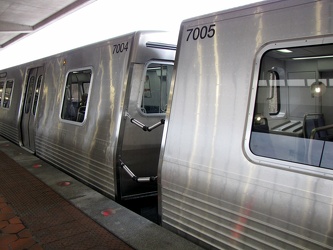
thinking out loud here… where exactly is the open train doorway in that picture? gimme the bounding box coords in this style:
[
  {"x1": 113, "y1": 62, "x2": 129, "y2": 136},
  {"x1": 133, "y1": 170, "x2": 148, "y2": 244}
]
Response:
[
  {"x1": 117, "y1": 61, "x2": 174, "y2": 222},
  {"x1": 21, "y1": 66, "x2": 44, "y2": 152}
]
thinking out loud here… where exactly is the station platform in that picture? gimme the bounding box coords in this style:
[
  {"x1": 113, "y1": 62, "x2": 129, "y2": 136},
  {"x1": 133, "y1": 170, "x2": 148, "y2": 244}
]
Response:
[{"x1": 0, "y1": 136, "x2": 203, "y2": 250}]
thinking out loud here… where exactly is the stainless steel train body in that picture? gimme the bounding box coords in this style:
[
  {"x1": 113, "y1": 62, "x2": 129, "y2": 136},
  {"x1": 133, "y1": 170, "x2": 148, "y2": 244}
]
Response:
[
  {"x1": 159, "y1": 0, "x2": 333, "y2": 249},
  {"x1": 0, "y1": 31, "x2": 176, "y2": 201},
  {"x1": 1, "y1": 1, "x2": 333, "y2": 249}
]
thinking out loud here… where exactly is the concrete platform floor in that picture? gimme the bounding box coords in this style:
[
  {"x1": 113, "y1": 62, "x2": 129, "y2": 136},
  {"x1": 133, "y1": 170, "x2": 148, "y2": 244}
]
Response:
[
  {"x1": 0, "y1": 136, "x2": 203, "y2": 250},
  {"x1": 0, "y1": 149, "x2": 133, "y2": 250}
]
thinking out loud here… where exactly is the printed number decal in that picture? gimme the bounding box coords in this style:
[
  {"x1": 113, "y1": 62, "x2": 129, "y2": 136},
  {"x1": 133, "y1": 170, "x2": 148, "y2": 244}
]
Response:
[
  {"x1": 186, "y1": 24, "x2": 216, "y2": 41},
  {"x1": 113, "y1": 42, "x2": 129, "y2": 54}
]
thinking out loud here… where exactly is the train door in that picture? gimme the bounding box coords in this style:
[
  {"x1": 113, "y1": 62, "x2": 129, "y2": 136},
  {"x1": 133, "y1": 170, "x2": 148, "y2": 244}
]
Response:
[
  {"x1": 21, "y1": 66, "x2": 44, "y2": 152},
  {"x1": 118, "y1": 61, "x2": 173, "y2": 202}
]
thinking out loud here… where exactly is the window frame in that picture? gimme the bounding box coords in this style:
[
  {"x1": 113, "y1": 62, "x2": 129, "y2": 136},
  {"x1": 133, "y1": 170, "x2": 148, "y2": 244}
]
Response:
[
  {"x1": 138, "y1": 60, "x2": 174, "y2": 117},
  {"x1": 3, "y1": 79, "x2": 14, "y2": 109},
  {"x1": 59, "y1": 67, "x2": 93, "y2": 125},
  {"x1": 32, "y1": 75, "x2": 43, "y2": 115},
  {"x1": 244, "y1": 37, "x2": 333, "y2": 178},
  {"x1": 0, "y1": 81, "x2": 4, "y2": 108}
]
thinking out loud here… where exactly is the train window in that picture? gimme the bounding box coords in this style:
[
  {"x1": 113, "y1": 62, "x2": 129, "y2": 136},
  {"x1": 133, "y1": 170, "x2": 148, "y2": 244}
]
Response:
[
  {"x1": 250, "y1": 43, "x2": 333, "y2": 170},
  {"x1": 0, "y1": 81, "x2": 4, "y2": 107},
  {"x1": 3, "y1": 80, "x2": 14, "y2": 108},
  {"x1": 140, "y1": 62, "x2": 174, "y2": 114},
  {"x1": 60, "y1": 69, "x2": 92, "y2": 123},
  {"x1": 24, "y1": 76, "x2": 35, "y2": 114},
  {"x1": 32, "y1": 75, "x2": 42, "y2": 115}
]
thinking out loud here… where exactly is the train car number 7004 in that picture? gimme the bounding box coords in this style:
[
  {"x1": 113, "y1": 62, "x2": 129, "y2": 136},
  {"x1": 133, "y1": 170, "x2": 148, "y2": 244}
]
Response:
[{"x1": 113, "y1": 42, "x2": 129, "y2": 54}]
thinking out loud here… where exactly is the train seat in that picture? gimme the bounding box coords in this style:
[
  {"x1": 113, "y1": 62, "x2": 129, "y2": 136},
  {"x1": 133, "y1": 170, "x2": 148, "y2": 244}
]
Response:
[
  {"x1": 76, "y1": 93, "x2": 88, "y2": 122},
  {"x1": 303, "y1": 113, "x2": 333, "y2": 140},
  {"x1": 76, "y1": 106, "x2": 86, "y2": 122}
]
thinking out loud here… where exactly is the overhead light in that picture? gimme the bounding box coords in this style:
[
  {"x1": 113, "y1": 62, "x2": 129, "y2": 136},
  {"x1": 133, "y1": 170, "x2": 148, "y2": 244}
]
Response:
[
  {"x1": 292, "y1": 55, "x2": 333, "y2": 60},
  {"x1": 277, "y1": 49, "x2": 293, "y2": 53},
  {"x1": 310, "y1": 81, "x2": 326, "y2": 97}
]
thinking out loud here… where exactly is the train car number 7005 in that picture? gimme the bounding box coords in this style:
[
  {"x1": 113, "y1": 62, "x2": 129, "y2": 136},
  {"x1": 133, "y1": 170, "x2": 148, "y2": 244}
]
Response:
[{"x1": 186, "y1": 24, "x2": 216, "y2": 41}]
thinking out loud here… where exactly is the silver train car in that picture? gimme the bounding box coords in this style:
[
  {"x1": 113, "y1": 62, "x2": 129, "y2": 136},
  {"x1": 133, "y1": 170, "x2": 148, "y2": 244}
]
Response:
[
  {"x1": 0, "y1": 31, "x2": 176, "y2": 201},
  {"x1": 159, "y1": 0, "x2": 333, "y2": 249},
  {"x1": 1, "y1": 0, "x2": 333, "y2": 249}
]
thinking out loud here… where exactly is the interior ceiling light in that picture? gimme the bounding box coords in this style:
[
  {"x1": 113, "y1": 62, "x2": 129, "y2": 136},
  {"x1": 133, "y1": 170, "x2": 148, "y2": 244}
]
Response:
[
  {"x1": 277, "y1": 49, "x2": 293, "y2": 53},
  {"x1": 310, "y1": 81, "x2": 326, "y2": 97},
  {"x1": 292, "y1": 55, "x2": 333, "y2": 60}
]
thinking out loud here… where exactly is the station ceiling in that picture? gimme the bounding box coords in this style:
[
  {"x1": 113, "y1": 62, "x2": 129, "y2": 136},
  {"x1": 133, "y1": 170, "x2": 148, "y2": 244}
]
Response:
[{"x1": 0, "y1": 0, "x2": 96, "y2": 49}]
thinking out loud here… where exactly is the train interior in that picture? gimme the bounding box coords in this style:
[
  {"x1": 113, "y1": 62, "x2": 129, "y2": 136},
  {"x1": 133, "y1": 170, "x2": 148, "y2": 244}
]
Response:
[{"x1": 251, "y1": 43, "x2": 333, "y2": 169}]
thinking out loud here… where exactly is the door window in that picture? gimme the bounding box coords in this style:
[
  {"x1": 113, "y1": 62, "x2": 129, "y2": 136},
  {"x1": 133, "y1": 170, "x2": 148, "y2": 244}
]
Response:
[
  {"x1": 32, "y1": 75, "x2": 42, "y2": 115},
  {"x1": 140, "y1": 62, "x2": 174, "y2": 115},
  {"x1": 24, "y1": 76, "x2": 35, "y2": 114},
  {"x1": 0, "y1": 81, "x2": 4, "y2": 107}
]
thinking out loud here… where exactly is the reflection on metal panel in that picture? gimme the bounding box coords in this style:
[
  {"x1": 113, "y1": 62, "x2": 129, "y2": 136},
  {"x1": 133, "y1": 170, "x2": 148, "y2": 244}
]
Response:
[{"x1": 160, "y1": 0, "x2": 333, "y2": 249}]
